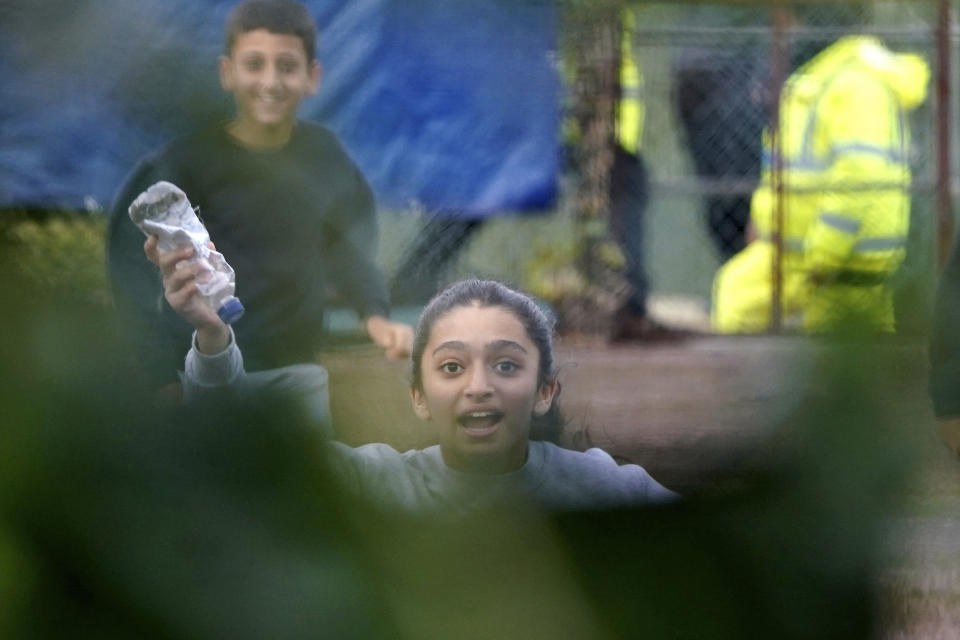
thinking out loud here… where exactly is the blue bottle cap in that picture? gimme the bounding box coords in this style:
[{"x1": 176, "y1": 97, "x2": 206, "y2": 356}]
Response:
[{"x1": 217, "y1": 297, "x2": 245, "y2": 324}]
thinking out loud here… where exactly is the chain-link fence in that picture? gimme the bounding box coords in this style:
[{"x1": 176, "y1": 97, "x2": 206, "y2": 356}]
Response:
[
  {"x1": 385, "y1": 0, "x2": 952, "y2": 337},
  {"x1": 7, "y1": 0, "x2": 944, "y2": 332},
  {"x1": 638, "y1": 1, "x2": 941, "y2": 335}
]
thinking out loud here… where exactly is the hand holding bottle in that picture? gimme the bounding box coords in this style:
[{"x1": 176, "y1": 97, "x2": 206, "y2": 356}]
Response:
[
  {"x1": 129, "y1": 181, "x2": 244, "y2": 325},
  {"x1": 144, "y1": 235, "x2": 231, "y2": 354}
]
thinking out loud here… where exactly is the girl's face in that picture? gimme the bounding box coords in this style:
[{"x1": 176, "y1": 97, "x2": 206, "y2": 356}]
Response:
[{"x1": 411, "y1": 304, "x2": 557, "y2": 475}]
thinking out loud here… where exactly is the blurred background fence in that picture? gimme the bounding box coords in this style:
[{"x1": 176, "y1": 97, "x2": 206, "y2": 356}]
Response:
[
  {"x1": 0, "y1": 0, "x2": 955, "y2": 336},
  {"x1": 419, "y1": 0, "x2": 951, "y2": 336}
]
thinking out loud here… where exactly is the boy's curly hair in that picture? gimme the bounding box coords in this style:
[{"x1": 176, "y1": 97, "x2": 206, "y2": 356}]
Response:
[{"x1": 225, "y1": 0, "x2": 317, "y2": 61}]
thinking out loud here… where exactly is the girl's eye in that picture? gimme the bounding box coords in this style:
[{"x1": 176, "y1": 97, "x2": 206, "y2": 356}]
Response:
[
  {"x1": 440, "y1": 362, "x2": 463, "y2": 374},
  {"x1": 494, "y1": 360, "x2": 519, "y2": 374}
]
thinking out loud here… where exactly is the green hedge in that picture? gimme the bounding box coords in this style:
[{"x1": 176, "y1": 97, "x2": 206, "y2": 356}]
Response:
[{"x1": 0, "y1": 212, "x2": 110, "y2": 308}]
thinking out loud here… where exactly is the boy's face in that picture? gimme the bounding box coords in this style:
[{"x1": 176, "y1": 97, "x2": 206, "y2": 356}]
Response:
[{"x1": 219, "y1": 29, "x2": 320, "y2": 132}]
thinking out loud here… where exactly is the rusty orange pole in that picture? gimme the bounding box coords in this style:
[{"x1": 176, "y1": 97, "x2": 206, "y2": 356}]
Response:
[
  {"x1": 935, "y1": 0, "x2": 954, "y2": 269},
  {"x1": 769, "y1": 4, "x2": 789, "y2": 333}
]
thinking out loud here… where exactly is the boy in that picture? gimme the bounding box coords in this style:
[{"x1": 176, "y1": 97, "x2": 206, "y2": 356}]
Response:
[{"x1": 107, "y1": 0, "x2": 412, "y2": 397}]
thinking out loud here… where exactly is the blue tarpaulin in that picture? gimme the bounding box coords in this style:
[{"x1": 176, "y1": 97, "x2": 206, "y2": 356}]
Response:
[{"x1": 0, "y1": 0, "x2": 559, "y2": 217}]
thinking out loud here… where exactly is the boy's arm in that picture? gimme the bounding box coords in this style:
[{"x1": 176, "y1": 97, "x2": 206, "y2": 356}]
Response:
[
  {"x1": 326, "y1": 167, "x2": 413, "y2": 358},
  {"x1": 365, "y1": 315, "x2": 414, "y2": 360}
]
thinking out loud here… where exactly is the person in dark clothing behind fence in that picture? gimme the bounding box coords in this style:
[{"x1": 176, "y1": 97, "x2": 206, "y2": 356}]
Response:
[
  {"x1": 606, "y1": 10, "x2": 692, "y2": 342},
  {"x1": 107, "y1": 0, "x2": 413, "y2": 402},
  {"x1": 672, "y1": 6, "x2": 768, "y2": 261},
  {"x1": 929, "y1": 239, "x2": 960, "y2": 457},
  {"x1": 674, "y1": 52, "x2": 767, "y2": 261}
]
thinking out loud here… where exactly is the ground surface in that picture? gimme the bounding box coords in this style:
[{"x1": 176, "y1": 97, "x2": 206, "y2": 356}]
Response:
[{"x1": 318, "y1": 333, "x2": 960, "y2": 636}]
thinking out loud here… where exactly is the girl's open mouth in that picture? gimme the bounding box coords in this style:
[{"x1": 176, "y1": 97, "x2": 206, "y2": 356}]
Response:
[{"x1": 457, "y1": 410, "x2": 504, "y2": 438}]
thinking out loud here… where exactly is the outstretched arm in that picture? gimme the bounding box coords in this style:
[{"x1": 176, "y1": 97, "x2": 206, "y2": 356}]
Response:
[
  {"x1": 144, "y1": 235, "x2": 229, "y2": 354},
  {"x1": 143, "y1": 236, "x2": 245, "y2": 397}
]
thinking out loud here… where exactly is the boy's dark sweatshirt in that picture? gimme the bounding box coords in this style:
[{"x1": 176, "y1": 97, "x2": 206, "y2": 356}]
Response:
[{"x1": 108, "y1": 122, "x2": 390, "y2": 386}]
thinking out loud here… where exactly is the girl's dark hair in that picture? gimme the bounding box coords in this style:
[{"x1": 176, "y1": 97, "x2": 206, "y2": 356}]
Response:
[
  {"x1": 410, "y1": 279, "x2": 564, "y2": 442},
  {"x1": 225, "y1": 0, "x2": 317, "y2": 61}
]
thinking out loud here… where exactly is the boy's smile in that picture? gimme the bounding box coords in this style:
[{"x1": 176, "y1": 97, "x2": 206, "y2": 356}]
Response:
[{"x1": 219, "y1": 28, "x2": 320, "y2": 147}]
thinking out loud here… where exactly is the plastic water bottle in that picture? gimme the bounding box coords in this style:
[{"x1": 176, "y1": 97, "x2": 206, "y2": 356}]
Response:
[{"x1": 129, "y1": 181, "x2": 245, "y2": 324}]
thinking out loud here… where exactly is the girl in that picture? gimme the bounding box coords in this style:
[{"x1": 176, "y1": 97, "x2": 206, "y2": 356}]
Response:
[{"x1": 154, "y1": 242, "x2": 676, "y2": 511}]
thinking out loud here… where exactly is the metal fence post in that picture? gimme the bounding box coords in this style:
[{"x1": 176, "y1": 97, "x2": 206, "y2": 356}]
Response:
[
  {"x1": 936, "y1": 0, "x2": 954, "y2": 268},
  {"x1": 769, "y1": 4, "x2": 790, "y2": 333}
]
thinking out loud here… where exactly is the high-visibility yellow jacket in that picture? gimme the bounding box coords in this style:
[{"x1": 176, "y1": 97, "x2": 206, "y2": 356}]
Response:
[{"x1": 750, "y1": 36, "x2": 929, "y2": 277}]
